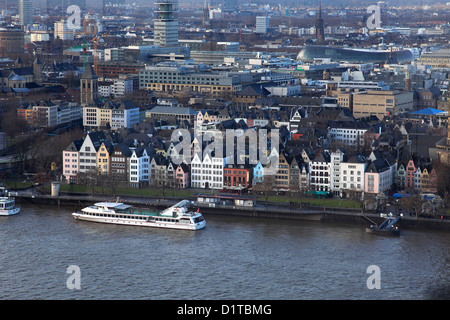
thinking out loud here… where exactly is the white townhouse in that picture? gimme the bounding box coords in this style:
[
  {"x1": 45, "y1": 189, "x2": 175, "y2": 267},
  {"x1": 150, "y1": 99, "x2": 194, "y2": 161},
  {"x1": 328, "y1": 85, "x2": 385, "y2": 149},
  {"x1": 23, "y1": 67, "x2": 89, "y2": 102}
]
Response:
[
  {"x1": 330, "y1": 148, "x2": 346, "y2": 196},
  {"x1": 98, "y1": 81, "x2": 114, "y2": 97},
  {"x1": 328, "y1": 120, "x2": 368, "y2": 148},
  {"x1": 129, "y1": 147, "x2": 151, "y2": 188},
  {"x1": 309, "y1": 150, "x2": 332, "y2": 193},
  {"x1": 289, "y1": 107, "x2": 308, "y2": 133},
  {"x1": 339, "y1": 154, "x2": 368, "y2": 197},
  {"x1": 167, "y1": 161, "x2": 176, "y2": 188},
  {"x1": 191, "y1": 147, "x2": 232, "y2": 190},
  {"x1": 414, "y1": 166, "x2": 422, "y2": 191},
  {"x1": 83, "y1": 101, "x2": 139, "y2": 131},
  {"x1": 78, "y1": 131, "x2": 109, "y2": 173},
  {"x1": 111, "y1": 101, "x2": 140, "y2": 130}
]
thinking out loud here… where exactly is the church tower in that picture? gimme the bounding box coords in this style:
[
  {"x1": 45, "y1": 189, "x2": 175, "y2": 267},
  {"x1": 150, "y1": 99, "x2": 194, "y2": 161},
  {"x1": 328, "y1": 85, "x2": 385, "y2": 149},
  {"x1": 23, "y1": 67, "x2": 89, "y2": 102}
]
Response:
[
  {"x1": 315, "y1": 2, "x2": 325, "y2": 43},
  {"x1": 202, "y1": 0, "x2": 210, "y2": 27},
  {"x1": 33, "y1": 56, "x2": 43, "y2": 85},
  {"x1": 80, "y1": 63, "x2": 98, "y2": 106}
]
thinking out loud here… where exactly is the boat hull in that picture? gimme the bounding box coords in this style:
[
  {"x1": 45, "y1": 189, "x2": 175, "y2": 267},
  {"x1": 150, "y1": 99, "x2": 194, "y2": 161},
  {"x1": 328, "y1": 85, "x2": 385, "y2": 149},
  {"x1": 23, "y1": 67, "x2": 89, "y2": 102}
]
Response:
[
  {"x1": 0, "y1": 207, "x2": 20, "y2": 216},
  {"x1": 366, "y1": 227, "x2": 400, "y2": 236},
  {"x1": 72, "y1": 212, "x2": 206, "y2": 230}
]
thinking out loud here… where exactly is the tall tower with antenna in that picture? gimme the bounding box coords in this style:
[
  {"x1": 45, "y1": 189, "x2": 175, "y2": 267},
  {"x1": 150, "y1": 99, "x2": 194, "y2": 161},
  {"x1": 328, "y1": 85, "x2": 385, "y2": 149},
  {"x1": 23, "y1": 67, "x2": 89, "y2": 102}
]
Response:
[{"x1": 154, "y1": 0, "x2": 178, "y2": 47}]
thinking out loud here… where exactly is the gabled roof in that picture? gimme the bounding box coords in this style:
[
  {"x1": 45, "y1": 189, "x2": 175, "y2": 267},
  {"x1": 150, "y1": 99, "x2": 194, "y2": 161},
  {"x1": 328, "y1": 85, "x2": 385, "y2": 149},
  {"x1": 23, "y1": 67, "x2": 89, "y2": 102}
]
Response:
[
  {"x1": 65, "y1": 139, "x2": 83, "y2": 152},
  {"x1": 113, "y1": 142, "x2": 133, "y2": 157},
  {"x1": 366, "y1": 158, "x2": 389, "y2": 173},
  {"x1": 86, "y1": 131, "x2": 108, "y2": 150},
  {"x1": 99, "y1": 140, "x2": 115, "y2": 154},
  {"x1": 234, "y1": 84, "x2": 269, "y2": 97},
  {"x1": 177, "y1": 162, "x2": 190, "y2": 172}
]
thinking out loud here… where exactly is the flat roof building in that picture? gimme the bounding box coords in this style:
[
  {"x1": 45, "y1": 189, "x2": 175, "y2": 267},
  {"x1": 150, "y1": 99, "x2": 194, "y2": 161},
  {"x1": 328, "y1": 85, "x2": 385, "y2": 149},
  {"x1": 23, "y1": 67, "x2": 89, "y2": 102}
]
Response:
[
  {"x1": 352, "y1": 90, "x2": 414, "y2": 120},
  {"x1": 297, "y1": 46, "x2": 413, "y2": 64},
  {"x1": 417, "y1": 49, "x2": 450, "y2": 69},
  {"x1": 139, "y1": 63, "x2": 240, "y2": 99},
  {"x1": 145, "y1": 105, "x2": 197, "y2": 126}
]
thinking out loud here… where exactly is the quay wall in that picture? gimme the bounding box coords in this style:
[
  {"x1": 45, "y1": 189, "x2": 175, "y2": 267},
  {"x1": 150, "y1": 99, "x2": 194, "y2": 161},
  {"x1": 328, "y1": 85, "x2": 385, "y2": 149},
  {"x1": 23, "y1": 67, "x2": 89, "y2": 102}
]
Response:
[{"x1": 14, "y1": 193, "x2": 450, "y2": 231}]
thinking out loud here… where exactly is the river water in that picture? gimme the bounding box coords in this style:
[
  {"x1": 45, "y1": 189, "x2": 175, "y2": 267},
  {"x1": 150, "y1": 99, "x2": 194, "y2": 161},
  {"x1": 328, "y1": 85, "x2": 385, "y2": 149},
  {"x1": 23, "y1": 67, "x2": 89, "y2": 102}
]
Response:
[{"x1": 1, "y1": 203, "x2": 449, "y2": 300}]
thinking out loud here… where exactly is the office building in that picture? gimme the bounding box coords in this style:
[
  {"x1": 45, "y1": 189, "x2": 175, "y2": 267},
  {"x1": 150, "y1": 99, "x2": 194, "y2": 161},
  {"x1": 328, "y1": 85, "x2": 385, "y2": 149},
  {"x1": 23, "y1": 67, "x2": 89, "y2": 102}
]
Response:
[
  {"x1": 19, "y1": 0, "x2": 33, "y2": 27},
  {"x1": 154, "y1": 0, "x2": 178, "y2": 47},
  {"x1": 0, "y1": 27, "x2": 24, "y2": 57},
  {"x1": 54, "y1": 19, "x2": 74, "y2": 41},
  {"x1": 417, "y1": 49, "x2": 450, "y2": 68},
  {"x1": 352, "y1": 90, "x2": 414, "y2": 120},
  {"x1": 255, "y1": 16, "x2": 269, "y2": 34},
  {"x1": 139, "y1": 63, "x2": 239, "y2": 99}
]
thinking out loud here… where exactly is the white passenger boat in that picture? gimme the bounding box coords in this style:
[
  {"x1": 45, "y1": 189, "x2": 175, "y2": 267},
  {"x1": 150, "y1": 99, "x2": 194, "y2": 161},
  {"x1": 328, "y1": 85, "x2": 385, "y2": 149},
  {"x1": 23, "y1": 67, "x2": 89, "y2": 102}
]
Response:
[
  {"x1": 0, "y1": 197, "x2": 20, "y2": 216},
  {"x1": 72, "y1": 199, "x2": 205, "y2": 230}
]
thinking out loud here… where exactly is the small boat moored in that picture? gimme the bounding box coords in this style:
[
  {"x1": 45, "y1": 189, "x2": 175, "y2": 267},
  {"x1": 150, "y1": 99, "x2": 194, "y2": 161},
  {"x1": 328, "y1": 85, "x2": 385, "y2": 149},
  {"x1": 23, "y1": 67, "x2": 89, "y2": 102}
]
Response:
[
  {"x1": 0, "y1": 197, "x2": 20, "y2": 216},
  {"x1": 366, "y1": 213, "x2": 400, "y2": 236}
]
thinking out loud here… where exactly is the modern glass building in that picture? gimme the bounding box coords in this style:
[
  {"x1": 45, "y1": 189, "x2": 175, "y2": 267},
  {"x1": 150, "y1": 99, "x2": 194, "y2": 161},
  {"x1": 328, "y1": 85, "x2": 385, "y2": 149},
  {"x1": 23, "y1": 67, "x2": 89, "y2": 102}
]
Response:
[{"x1": 297, "y1": 46, "x2": 414, "y2": 64}]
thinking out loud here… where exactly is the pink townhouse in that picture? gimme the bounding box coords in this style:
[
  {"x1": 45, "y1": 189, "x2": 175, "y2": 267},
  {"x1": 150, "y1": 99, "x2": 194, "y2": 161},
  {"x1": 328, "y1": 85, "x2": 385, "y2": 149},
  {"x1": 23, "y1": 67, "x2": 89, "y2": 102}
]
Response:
[
  {"x1": 176, "y1": 163, "x2": 190, "y2": 189},
  {"x1": 405, "y1": 158, "x2": 417, "y2": 190},
  {"x1": 364, "y1": 159, "x2": 391, "y2": 194},
  {"x1": 63, "y1": 139, "x2": 83, "y2": 183}
]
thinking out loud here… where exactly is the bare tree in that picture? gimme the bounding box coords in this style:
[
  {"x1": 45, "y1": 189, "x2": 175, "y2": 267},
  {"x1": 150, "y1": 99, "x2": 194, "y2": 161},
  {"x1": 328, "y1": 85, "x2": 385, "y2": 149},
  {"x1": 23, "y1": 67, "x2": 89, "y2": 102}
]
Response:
[
  {"x1": 398, "y1": 194, "x2": 424, "y2": 218},
  {"x1": 77, "y1": 168, "x2": 99, "y2": 196},
  {"x1": 106, "y1": 171, "x2": 127, "y2": 198},
  {"x1": 1, "y1": 108, "x2": 29, "y2": 138},
  {"x1": 253, "y1": 174, "x2": 274, "y2": 207}
]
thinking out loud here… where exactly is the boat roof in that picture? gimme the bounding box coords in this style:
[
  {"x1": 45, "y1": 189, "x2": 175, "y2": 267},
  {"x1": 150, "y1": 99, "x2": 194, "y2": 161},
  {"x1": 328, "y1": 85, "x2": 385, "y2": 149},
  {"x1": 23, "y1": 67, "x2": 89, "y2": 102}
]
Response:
[{"x1": 94, "y1": 202, "x2": 132, "y2": 210}]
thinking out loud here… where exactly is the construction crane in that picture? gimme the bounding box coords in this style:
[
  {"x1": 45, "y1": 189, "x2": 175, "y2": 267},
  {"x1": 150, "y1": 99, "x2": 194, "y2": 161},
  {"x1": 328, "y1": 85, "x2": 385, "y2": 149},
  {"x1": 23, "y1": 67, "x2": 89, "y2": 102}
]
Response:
[
  {"x1": 92, "y1": 25, "x2": 101, "y2": 73},
  {"x1": 81, "y1": 36, "x2": 88, "y2": 68}
]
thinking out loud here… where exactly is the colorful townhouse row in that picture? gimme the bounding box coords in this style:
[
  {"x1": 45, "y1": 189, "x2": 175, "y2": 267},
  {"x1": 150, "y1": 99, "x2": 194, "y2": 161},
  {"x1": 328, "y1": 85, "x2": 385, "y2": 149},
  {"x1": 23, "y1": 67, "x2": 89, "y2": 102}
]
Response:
[
  {"x1": 62, "y1": 127, "x2": 438, "y2": 197},
  {"x1": 396, "y1": 158, "x2": 438, "y2": 194}
]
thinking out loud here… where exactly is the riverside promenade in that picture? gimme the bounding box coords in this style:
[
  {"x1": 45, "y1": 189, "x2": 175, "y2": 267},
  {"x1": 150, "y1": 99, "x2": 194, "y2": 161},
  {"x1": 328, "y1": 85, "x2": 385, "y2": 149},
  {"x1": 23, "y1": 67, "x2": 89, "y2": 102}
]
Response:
[{"x1": 11, "y1": 188, "x2": 450, "y2": 231}]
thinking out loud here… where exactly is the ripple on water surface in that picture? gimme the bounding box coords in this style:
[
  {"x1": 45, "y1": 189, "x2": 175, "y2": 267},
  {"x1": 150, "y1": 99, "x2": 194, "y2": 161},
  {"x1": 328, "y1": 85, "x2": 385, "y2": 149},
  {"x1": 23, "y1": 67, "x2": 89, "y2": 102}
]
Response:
[{"x1": 1, "y1": 204, "x2": 450, "y2": 299}]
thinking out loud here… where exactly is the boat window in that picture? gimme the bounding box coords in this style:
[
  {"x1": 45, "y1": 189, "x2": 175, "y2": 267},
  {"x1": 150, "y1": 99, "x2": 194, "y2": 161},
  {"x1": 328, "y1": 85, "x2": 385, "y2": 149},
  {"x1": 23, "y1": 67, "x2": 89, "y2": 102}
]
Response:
[{"x1": 193, "y1": 217, "x2": 204, "y2": 223}]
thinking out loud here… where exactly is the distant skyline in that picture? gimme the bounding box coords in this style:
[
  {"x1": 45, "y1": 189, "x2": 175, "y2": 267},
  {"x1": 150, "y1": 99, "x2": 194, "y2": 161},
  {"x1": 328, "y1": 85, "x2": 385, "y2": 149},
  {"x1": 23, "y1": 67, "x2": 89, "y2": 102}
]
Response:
[{"x1": 4, "y1": 0, "x2": 450, "y2": 11}]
